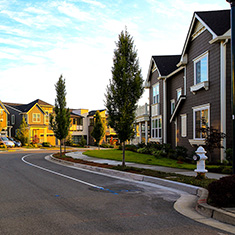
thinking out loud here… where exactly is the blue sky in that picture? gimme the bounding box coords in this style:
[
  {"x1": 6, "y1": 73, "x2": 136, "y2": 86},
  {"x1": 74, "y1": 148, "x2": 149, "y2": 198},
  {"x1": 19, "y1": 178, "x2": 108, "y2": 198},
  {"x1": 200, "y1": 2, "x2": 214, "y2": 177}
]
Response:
[{"x1": 0, "y1": 0, "x2": 230, "y2": 110}]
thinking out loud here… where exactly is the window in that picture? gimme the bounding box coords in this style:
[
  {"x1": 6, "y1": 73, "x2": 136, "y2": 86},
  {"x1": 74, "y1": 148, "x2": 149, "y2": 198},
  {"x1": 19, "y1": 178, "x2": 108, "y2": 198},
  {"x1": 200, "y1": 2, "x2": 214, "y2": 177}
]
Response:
[
  {"x1": 151, "y1": 117, "x2": 162, "y2": 139},
  {"x1": 170, "y1": 99, "x2": 175, "y2": 114},
  {"x1": 78, "y1": 118, "x2": 83, "y2": 125},
  {"x1": 11, "y1": 115, "x2": 15, "y2": 125},
  {"x1": 33, "y1": 113, "x2": 40, "y2": 122},
  {"x1": 73, "y1": 118, "x2": 76, "y2": 125},
  {"x1": 194, "y1": 52, "x2": 208, "y2": 85},
  {"x1": 176, "y1": 88, "x2": 182, "y2": 100},
  {"x1": 153, "y1": 83, "x2": 160, "y2": 104},
  {"x1": 181, "y1": 114, "x2": 187, "y2": 137},
  {"x1": 45, "y1": 112, "x2": 49, "y2": 123},
  {"x1": 193, "y1": 104, "x2": 210, "y2": 139}
]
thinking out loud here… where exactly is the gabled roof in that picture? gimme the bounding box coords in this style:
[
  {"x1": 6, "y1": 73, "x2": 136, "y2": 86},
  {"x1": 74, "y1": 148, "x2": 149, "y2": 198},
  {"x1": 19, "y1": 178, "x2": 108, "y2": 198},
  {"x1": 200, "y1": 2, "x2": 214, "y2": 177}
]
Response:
[
  {"x1": 88, "y1": 109, "x2": 106, "y2": 117},
  {"x1": 70, "y1": 110, "x2": 84, "y2": 118},
  {"x1": 196, "y1": 10, "x2": 230, "y2": 36},
  {"x1": 4, "y1": 99, "x2": 52, "y2": 113},
  {"x1": 0, "y1": 101, "x2": 9, "y2": 114},
  {"x1": 179, "y1": 9, "x2": 230, "y2": 65},
  {"x1": 147, "y1": 55, "x2": 181, "y2": 82}
]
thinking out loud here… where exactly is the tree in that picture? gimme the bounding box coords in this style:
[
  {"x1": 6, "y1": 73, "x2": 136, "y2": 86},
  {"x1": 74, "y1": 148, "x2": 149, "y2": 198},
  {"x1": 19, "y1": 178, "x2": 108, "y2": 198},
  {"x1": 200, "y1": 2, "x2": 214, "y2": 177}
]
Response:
[
  {"x1": 50, "y1": 75, "x2": 71, "y2": 156},
  {"x1": 105, "y1": 28, "x2": 144, "y2": 167},
  {"x1": 199, "y1": 118, "x2": 226, "y2": 162},
  {"x1": 91, "y1": 111, "x2": 105, "y2": 149},
  {"x1": 16, "y1": 116, "x2": 29, "y2": 146}
]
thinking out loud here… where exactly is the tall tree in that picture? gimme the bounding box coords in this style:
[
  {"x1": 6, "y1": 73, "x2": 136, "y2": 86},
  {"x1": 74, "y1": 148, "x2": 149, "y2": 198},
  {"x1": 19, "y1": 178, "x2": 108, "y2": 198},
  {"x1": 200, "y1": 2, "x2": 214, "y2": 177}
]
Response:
[
  {"x1": 105, "y1": 28, "x2": 144, "y2": 167},
  {"x1": 91, "y1": 111, "x2": 105, "y2": 149},
  {"x1": 50, "y1": 75, "x2": 71, "y2": 156},
  {"x1": 16, "y1": 116, "x2": 29, "y2": 146}
]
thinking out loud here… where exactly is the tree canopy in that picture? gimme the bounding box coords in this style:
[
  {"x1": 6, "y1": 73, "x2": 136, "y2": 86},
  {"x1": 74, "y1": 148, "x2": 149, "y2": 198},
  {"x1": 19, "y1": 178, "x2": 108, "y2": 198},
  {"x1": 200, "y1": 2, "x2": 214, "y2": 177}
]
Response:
[
  {"x1": 105, "y1": 28, "x2": 144, "y2": 166},
  {"x1": 50, "y1": 75, "x2": 70, "y2": 155},
  {"x1": 91, "y1": 110, "x2": 105, "y2": 148}
]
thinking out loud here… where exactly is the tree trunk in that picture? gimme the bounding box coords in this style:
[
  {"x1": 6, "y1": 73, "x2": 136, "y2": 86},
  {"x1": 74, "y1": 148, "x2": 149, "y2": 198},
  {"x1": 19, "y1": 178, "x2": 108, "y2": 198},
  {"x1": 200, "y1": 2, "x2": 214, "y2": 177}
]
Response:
[
  {"x1": 60, "y1": 140, "x2": 62, "y2": 157},
  {"x1": 64, "y1": 139, "x2": 66, "y2": 153},
  {"x1": 122, "y1": 141, "x2": 126, "y2": 168}
]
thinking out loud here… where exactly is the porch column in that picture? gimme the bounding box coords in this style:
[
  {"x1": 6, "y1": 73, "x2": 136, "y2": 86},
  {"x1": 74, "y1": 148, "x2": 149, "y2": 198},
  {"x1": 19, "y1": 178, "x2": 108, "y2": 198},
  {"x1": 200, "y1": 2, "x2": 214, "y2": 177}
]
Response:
[
  {"x1": 220, "y1": 40, "x2": 227, "y2": 162},
  {"x1": 139, "y1": 122, "x2": 141, "y2": 143},
  {"x1": 145, "y1": 120, "x2": 148, "y2": 145}
]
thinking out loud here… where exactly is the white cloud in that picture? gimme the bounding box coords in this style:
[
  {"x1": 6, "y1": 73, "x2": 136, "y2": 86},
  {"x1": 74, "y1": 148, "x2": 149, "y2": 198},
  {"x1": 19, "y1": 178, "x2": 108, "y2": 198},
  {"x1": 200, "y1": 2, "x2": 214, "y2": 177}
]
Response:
[
  {"x1": 57, "y1": 2, "x2": 93, "y2": 21},
  {"x1": 80, "y1": 0, "x2": 106, "y2": 8}
]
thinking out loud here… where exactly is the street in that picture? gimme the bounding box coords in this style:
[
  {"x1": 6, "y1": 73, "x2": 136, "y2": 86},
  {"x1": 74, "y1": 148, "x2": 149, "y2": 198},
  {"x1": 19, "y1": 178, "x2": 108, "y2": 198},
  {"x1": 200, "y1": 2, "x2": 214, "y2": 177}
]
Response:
[{"x1": 0, "y1": 151, "x2": 232, "y2": 234}]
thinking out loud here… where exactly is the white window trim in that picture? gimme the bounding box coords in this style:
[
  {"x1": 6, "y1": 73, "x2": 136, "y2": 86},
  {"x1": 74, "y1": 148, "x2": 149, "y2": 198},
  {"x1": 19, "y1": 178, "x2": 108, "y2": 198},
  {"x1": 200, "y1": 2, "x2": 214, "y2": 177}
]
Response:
[
  {"x1": 193, "y1": 51, "x2": 209, "y2": 84},
  {"x1": 170, "y1": 99, "x2": 175, "y2": 114},
  {"x1": 152, "y1": 82, "x2": 160, "y2": 104},
  {"x1": 192, "y1": 103, "x2": 210, "y2": 140},
  {"x1": 11, "y1": 115, "x2": 15, "y2": 125},
  {"x1": 176, "y1": 88, "x2": 182, "y2": 100},
  {"x1": 33, "y1": 113, "x2": 41, "y2": 122},
  {"x1": 151, "y1": 116, "x2": 162, "y2": 140},
  {"x1": 180, "y1": 114, "x2": 187, "y2": 137}
]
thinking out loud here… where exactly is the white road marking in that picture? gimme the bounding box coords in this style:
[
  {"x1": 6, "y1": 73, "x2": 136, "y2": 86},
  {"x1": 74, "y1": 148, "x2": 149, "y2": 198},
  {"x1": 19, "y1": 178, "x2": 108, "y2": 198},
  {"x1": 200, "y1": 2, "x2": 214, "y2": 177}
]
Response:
[{"x1": 22, "y1": 154, "x2": 104, "y2": 190}]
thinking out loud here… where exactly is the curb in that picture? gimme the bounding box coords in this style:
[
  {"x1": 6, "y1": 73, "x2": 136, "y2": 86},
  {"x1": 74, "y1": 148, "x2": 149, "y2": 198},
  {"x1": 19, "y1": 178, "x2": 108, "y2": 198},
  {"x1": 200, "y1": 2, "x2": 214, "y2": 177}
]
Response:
[
  {"x1": 48, "y1": 155, "x2": 235, "y2": 228},
  {"x1": 196, "y1": 188, "x2": 235, "y2": 226},
  {"x1": 49, "y1": 155, "x2": 199, "y2": 195}
]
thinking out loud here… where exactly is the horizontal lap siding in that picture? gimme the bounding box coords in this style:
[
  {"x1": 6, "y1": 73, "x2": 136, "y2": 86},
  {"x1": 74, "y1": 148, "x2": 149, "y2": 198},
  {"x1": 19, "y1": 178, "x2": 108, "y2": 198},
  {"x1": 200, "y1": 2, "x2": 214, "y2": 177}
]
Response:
[
  {"x1": 177, "y1": 30, "x2": 221, "y2": 160},
  {"x1": 167, "y1": 70, "x2": 184, "y2": 146}
]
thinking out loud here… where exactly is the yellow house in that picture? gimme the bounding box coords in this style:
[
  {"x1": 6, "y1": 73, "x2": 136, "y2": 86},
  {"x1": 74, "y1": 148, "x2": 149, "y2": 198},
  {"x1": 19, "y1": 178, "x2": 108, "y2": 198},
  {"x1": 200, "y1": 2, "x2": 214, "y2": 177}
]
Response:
[
  {"x1": 4, "y1": 99, "x2": 56, "y2": 145},
  {"x1": 0, "y1": 101, "x2": 9, "y2": 136}
]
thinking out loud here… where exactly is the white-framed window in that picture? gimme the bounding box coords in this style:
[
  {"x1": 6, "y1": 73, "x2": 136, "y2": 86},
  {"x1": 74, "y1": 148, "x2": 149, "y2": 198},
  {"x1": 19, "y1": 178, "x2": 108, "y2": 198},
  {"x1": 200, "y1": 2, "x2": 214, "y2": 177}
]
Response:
[
  {"x1": 153, "y1": 83, "x2": 160, "y2": 104},
  {"x1": 193, "y1": 104, "x2": 210, "y2": 139},
  {"x1": 170, "y1": 99, "x2": 175, "y2": 114},
  {"x1": 33, "y1": 113, "x2": 41, "y2": 122},
  {"x1": 193, "y1": 51, "x2": 208, "y2": 85},
  {"x1": 45, "y1": 111, "x2": 49, "y2": 123},
  {"x1": 11, "y1": 115, "x2": 15, "y2": 125},
  {"x1": 176, "y1": 88, "x2": 182, "y2": 100},
  {"x1": 181, "y1": 114, "x2": 187, "y2": 137},
  {"x1": 151, "y1": 116, "x2": 162, "y2": 139}
]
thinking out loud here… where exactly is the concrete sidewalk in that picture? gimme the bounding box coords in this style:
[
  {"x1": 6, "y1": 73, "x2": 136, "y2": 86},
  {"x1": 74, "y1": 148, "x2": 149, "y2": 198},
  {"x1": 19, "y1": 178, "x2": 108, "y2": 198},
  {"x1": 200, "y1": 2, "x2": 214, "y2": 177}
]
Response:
[{"x1": 66, "y1": 151, "x2": 229, "y2": 180}]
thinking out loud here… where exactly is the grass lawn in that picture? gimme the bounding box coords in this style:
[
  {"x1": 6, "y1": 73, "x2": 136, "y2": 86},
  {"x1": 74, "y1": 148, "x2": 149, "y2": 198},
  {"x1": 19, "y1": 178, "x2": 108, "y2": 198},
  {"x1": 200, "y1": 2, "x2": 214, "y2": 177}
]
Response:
[{"x1": 83, "y1": 149, "x2": 196, "y2": 170}]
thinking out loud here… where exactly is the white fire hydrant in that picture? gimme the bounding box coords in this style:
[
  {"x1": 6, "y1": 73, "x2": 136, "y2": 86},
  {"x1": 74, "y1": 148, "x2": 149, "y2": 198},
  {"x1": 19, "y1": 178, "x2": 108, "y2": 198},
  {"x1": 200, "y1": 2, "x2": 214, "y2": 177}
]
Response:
[{"x1": 193, "y1": 146, "x2": 208, "y2": 178}]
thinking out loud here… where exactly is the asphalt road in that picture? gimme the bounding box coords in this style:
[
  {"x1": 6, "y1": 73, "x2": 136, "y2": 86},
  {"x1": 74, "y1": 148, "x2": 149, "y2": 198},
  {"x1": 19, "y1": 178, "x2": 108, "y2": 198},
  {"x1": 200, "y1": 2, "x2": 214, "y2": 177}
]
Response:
[{"x1": 0, "y1": 151, "x2": 232, "y2": 235}]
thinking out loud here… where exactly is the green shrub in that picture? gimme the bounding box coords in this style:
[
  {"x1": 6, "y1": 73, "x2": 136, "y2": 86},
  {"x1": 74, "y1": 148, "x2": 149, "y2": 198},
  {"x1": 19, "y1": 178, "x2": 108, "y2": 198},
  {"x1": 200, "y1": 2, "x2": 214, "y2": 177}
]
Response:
[
  {"x1": 174, "y1": 146, "x2": 188, "y2": 161},
  {"x1": 137, "y1": 147, "x2": 150, "y2": 154},
  {"x1": 79, "y1": 136, "x2": 87, "y2": 147},
  {"x1": 125, "y1": 144, "x2": 137, "y2": 152},
  {"x1": 42, "y1": 142, "x2": 51, "y2": 147},
  {"x1": 225, "y1": 148, "x2": 232, "y2": 165},
  {"x1": 0, "y1": 143, "x2": 6, "y2": 149},
  {"x1": 101, "y1": 143, "x2": 114, "y2": 148},
  {"x1": 208, "y1": 175, "x2": 235, "y2": 207},
  {"x1": 152, "y1": 150, "x2": 166, "y2": 158}
]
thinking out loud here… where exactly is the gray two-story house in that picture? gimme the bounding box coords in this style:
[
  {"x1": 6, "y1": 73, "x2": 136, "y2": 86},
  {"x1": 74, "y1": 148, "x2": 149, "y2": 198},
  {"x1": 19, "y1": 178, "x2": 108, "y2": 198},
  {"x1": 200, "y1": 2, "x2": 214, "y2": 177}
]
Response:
[{"x1": 146, "y1": 9, "x2": 231, "y2": 162}]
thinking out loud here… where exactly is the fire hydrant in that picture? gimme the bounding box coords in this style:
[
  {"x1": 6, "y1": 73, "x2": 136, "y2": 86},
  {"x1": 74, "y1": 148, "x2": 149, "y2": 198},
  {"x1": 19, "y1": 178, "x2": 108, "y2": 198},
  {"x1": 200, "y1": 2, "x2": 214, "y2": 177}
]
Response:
[{"x1": 193, "y1": 146, "x2": 208, "y2": 178}]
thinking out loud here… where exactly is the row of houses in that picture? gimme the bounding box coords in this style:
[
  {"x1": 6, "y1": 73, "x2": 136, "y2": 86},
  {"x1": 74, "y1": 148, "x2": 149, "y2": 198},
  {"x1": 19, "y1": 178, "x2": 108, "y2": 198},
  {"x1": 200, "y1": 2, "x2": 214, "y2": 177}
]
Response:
[
  {"x1": 0, "y1": 99, "x2": 117, "y2": 146},
  {"x1": 134, "y1": 9, "x2": 232, "y2": 162}
]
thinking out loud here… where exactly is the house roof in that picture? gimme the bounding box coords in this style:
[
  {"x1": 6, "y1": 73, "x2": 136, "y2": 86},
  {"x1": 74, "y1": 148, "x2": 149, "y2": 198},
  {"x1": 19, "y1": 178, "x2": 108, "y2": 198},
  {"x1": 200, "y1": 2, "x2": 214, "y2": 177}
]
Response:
[
  {"x1": 4, "y1": 99, "x2": 52, "y2": 113},
  {"x1": 0, "y1": 101, "x2": 9, "y2": 114},
  {"x1": 88, "y1": 109, "x2": 106, "y2": 117},
  {"x1": 195, "y1": 10, "x2": 230, "y2": 36},
  {"x1": 152, "y1": 55, "x2": 181, "y2": 77},
  {"x1": 146, "y1": 55, "x2": 181, "y2": 82},
  {"x1": 70, "y1": 110, "x2": 84, "y2": 118},
  {"x1": 179, "y1": 9, "x2": 230, "y2": 65}
]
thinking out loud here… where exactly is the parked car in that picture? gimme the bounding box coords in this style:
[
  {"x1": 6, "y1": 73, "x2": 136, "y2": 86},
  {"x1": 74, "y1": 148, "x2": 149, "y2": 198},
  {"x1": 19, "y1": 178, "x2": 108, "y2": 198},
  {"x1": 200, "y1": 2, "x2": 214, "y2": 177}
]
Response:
[
  {"x1": 0, "y1": 137, "x2": 15, "y2": 147},
  {"x1": 8, "y1": 137, "x2": 22, "y2": 147}
]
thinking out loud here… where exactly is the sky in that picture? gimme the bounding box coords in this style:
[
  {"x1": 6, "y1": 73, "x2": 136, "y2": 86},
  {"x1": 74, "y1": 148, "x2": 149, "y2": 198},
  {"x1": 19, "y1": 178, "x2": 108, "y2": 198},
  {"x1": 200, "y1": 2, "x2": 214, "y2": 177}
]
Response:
[{"x1": 0, "y1": 0, "x2": 230, "y2": 111}]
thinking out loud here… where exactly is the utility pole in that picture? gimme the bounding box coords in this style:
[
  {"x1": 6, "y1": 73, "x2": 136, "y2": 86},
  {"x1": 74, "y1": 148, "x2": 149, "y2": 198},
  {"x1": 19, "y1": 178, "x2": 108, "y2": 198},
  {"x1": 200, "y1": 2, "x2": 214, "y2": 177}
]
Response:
[{"x1": 226, "y1": 0, "x2": 235, "y2": 174}]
